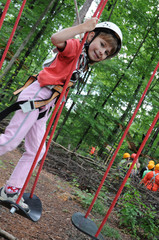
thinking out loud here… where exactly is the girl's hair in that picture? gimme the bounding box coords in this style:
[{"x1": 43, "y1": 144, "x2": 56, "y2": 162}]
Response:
[{"x1": 98, "y1": 32, "x2": 118, "y2": 56}]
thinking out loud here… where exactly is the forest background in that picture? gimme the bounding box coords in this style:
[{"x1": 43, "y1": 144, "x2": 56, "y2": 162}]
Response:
[
  {"x1": 0, "y1": 0, "x2": 159, "y2": 239},
  {"x1": 0, "y1": 0, "x2": 158, "y2": 162}
]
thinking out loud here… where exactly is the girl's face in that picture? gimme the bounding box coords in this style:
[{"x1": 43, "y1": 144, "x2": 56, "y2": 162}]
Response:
[{"x1": 87, "y1": 32, "x2": 113, "y2": 62}]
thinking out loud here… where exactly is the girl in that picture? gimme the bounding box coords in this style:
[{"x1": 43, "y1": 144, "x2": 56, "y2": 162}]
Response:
[{"x1": 0, "y1": 18, "x2": 122, "y2": 211}]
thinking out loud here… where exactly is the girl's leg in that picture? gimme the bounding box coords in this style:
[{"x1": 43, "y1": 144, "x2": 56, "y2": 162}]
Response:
[
  {"x1": 5, "y1": 92, "x2": 56, "y2": 189},
  {"x1": 0, "y1": 109, "x2": 39, "y2": 210},
  {"x1": 0, "y1": 109, "x2": 39, "y2": 155},
  {"x1": 6, "y1": 116, "x2": 47, "y2": 188}
]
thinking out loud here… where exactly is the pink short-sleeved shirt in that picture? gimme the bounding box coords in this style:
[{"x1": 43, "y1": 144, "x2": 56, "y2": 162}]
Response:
[{"x1": 38, "y1": 39, "x2": 81, "y2": 87}]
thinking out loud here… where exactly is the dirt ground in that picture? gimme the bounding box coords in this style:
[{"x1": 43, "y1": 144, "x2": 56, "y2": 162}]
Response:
[{"x1": 0, "y1": 149, "x2": 133, "y2": 240}]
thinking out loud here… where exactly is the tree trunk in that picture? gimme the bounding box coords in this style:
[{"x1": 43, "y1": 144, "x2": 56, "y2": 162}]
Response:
[
  {"x1": 153, "y1": 140, "x2": 159, "y2": 157},
  {"x1": 148, "y1": 126, "x2": 159, "y2": 149},
  {"x1": 73, "y1": 0, "x2": 94, "y2": 26},
  {"x1": 107, "y1": 0, "x2": 118, "y2": 21}
]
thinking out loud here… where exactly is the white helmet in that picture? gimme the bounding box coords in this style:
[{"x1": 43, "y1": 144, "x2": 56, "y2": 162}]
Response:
[{"x1": 94, "y1": 21, "x2": 123, "y2": 59}]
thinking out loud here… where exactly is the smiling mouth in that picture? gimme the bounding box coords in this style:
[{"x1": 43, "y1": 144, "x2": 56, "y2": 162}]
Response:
[{"x1": 94, "y1": 51, "x2": 99, "y2": 59}]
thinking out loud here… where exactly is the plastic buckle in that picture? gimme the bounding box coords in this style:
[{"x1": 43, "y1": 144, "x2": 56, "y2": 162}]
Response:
[{"x1": 20, "y1": 100, "x2": 35, "y2": 113}]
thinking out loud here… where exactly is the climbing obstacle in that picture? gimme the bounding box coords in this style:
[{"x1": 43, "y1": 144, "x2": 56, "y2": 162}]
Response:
[
  {"x1": 72, "y1": 212, "x2": 105, "y2": 240},
  {"x1": 72, "y1": 62, "x2": 159, "y2": 239},
  {"x1": 0, "y1": 191, "x2": 42, "y2": 222}
]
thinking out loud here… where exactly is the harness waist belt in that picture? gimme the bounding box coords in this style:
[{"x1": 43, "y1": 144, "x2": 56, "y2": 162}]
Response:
[{"x1": 0, "y1": 75, "x2": 73, "y2": 121}]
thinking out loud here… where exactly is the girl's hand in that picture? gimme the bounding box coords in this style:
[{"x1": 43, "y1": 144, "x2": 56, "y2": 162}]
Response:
[{"x1": 82, "y1": 17, "x2": 98, "y2": 32}]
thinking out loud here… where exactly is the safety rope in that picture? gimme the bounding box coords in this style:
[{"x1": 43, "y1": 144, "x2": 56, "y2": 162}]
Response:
[
  {"x1": 0, "y1": 0, "x2": 27, "y2": 70},
  {"x1": 30, "y1": 89, "x2": 70, "y2": 196},
  {"x1": 0, "y1": 0, "x2": 11, "y2": 30}
]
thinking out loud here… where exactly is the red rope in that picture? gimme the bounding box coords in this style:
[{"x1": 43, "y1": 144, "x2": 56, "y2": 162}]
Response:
[
  {"x1": 30, "y1": 89, "x2": 69, "y2": 198},
  {"x1": 95, "y1": 110, "x2": 159, "y2": 237},
  {"x1": 96, "y1": 0, "x2": 108, "y2": 19},
  {"x1": 85, "y1": 61, "x2": 159, "y2": 219},
  {"x1": 16, "y1": 0, "x2": 107, "y2": 204},
  {"x1": 0, "y1": 0, "x2": 27, "y2": 70},
  {"x1": 93, "y1": 0, "x2": 107, "y2": 17},
  {"x1": 0, "y1": 0, "x2": 11, "y2": 30}
]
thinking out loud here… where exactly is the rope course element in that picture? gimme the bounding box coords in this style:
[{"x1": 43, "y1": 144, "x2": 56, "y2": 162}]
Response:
[
  {"x1": 85, "y1": 60, "x2": 159, "y2": 220},
  {"x1": 0, "y1": 0, "x2": 27, "y2": 70},
  {"x1": 0, "y1": 0, "x2": 11, "y2": 30},
  {"x1": 72, "y1": 61, "x2": 159, "y2": 239},
  {"x1": 95, "y1": 110, "x2": 159, "y2": 237}
]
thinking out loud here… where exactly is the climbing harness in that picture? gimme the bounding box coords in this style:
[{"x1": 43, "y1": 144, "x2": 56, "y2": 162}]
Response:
[{"x1": 0, "y1": 75, "x2": 73, "y2": 121}]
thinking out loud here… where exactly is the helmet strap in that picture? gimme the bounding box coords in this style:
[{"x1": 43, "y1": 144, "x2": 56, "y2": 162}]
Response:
[{"x1": 84, "y1": 31, "x2": 100, "y2": 64}]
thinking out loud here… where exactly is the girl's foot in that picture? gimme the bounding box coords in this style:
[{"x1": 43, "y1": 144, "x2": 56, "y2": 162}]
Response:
[{"x1": 0, "y1": 186, "x2": 29, "y2": 211}]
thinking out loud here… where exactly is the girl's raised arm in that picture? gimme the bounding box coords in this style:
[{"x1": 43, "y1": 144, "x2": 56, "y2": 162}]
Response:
[{"x1": 51, "y1": 18, "x2": 98, "y2": 49}]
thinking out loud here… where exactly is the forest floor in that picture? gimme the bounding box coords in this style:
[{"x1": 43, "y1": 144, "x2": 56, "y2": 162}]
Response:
[{"x1": 0, "y1": 148, "x2": 134, "y2": 240}]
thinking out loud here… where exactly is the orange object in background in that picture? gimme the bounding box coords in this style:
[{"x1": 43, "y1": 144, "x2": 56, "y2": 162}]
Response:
[
  {"x1": 142, "y1": 169, "x2": 159, "y2": 192},
  {"x1": 90, "y1": 147, "x2": 96, "y2": 155}
]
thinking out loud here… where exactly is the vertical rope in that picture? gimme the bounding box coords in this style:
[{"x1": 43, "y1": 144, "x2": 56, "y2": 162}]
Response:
[
  {"x1": 30, "y1": 90, "x2": 69, "y2": 198},
  {"x1": 85, "y1": 61, "x2": 159, "y2": 219},
  {"x1": 92, "y1": 0, "x2": 105, "y2": 17},
  {"x1": 0, "y1": 0, "x2": 27, "y2": 70},
  {"x1": 96, "y1": 0, "x2": 108, "y2": 19},
  {"x1": 0, "y1": 0, "x2": 11, "y2": 30}
]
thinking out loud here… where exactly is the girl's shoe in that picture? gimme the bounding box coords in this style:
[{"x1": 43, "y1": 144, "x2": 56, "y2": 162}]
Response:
[{"x1": 0, "y1": 187, "x2": 29, "y2": 211}]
